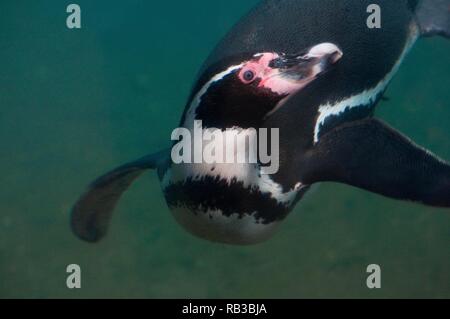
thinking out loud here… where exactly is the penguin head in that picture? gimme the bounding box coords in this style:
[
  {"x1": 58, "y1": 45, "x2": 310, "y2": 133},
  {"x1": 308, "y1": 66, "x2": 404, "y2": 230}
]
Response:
[{"x1": 188, "y1": 43, "x2": 343, "y2": 129}]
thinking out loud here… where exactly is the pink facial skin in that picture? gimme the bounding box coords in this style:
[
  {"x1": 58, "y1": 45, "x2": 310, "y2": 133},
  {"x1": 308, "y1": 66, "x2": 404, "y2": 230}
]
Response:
[{"x1": 237, "y1": 43, "x2": 343, "y2": 96}]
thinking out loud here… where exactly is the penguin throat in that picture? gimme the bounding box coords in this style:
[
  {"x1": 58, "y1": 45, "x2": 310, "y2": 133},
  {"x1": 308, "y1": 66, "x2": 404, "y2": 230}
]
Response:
[{"x1": 194, "y1": 81, "x2": 285, "y2": 129}]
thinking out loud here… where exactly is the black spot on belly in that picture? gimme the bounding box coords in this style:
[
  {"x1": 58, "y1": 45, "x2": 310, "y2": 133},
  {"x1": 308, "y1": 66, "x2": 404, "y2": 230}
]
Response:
[{"x1": 164, "y1": 175, "x2": 308, "y2": 224}]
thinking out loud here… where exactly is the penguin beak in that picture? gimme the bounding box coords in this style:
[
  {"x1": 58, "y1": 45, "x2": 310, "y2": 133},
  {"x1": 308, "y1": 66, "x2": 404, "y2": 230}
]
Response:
[
  {"x1": 257, "y1": 43, "x2": 342, "y2": 96},
  {"x1": 269, "y1": 43, "x2": 343, "y2": 83}
]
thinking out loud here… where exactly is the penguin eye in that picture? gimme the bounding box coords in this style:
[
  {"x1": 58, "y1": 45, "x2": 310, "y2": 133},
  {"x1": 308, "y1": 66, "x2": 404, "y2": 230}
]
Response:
[{"x1": 243, "y1": 70, "x2": 255, "y2": 82}]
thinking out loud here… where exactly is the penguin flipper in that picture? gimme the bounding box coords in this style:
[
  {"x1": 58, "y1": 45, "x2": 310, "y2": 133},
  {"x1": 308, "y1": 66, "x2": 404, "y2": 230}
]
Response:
[
  {"x1": 416, "y1": 0, "x2": 450, "y2": 38},
  {"x1": 303, "y1": 118, "x2": 450, "y2": 207},
  {"x1": 71, "y1": 150, "x2": 169, "y2": 243}
]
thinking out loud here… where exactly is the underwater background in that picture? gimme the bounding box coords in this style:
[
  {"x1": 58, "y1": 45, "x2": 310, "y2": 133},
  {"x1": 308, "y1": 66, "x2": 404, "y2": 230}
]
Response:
[{"x1": 0, "y1": 0, "x2": 449, "y2": 298}]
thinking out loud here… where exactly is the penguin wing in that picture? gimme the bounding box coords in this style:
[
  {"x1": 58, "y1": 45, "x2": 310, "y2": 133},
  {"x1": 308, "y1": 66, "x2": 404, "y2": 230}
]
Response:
[
  {"x1": 71, "y1": 150, "x2": 169, "y2": 243},
  {"x1": 302, "y1": 118, "x2": 450, "y2": 207}
]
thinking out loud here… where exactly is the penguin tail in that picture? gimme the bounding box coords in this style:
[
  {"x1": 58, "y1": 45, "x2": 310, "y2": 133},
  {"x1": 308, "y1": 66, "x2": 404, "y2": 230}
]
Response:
[
  {"x1": 70, "y1": 149, "x2": 169, "y2": 243},
  {"x1": 416, "y1": 0, "x2": 450, "y2": 38}
]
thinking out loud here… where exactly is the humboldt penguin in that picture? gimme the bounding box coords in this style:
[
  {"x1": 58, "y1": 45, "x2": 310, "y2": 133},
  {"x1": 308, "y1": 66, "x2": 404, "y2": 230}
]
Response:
[{"x1": 71, "y1": 0, "x2": 450, "y2": 245}]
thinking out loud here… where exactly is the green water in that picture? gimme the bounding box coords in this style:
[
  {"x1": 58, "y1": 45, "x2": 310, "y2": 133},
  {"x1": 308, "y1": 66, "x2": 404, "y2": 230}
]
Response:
[{"x1": 0, "y1": 1, "x2": 449, "y2": 298}]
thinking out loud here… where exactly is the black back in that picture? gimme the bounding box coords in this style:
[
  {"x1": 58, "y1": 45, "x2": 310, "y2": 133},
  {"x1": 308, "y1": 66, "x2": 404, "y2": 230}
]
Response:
[
  {"x1": 182, "y1": 0, "x2": 418, "y2": 190},
  {"x1": 197, "y1": 0, "x2": 415, "y2": 96}
]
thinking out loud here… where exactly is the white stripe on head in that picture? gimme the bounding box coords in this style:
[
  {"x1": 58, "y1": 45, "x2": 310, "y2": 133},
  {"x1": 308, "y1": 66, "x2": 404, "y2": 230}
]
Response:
[{"x1": 184, "y1": 64, "x2": 244, "y2": 128}]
